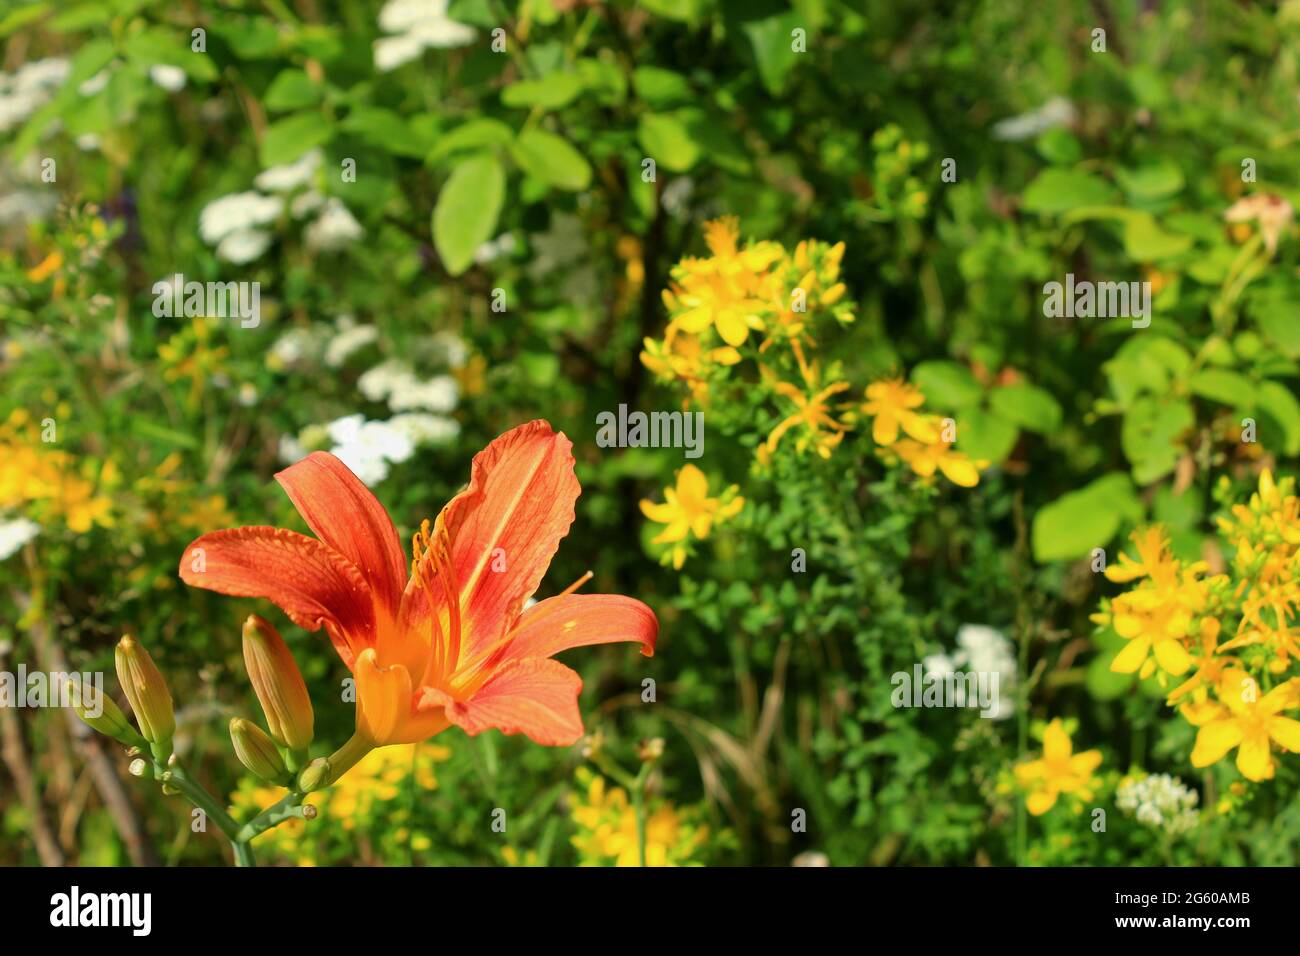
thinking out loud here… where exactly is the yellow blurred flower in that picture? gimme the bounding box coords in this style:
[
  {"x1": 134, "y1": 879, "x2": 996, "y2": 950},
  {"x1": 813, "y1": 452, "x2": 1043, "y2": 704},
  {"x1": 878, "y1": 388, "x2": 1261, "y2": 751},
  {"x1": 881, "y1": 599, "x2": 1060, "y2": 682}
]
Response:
[
  {"x1": 860, "y1": 378, "x2": 939, "y2": 445},
  {"x1": 640, "y1": 463, "x2": 744, "y2": 570},
  {"x1": 1015, "y1": 719, "x2": 1103, "y2": 815},
  {"x1": 1189, "y1": 668, "x2": 1300, "y2": 782},
  {"x1": 569, "y1": 768, "x2": 708, "y2": 867}
]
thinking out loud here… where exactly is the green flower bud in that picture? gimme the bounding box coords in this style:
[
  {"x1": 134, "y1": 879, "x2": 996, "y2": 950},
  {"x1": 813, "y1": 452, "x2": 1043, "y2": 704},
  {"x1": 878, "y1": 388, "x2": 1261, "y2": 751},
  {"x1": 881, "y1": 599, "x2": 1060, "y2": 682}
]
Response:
[
  {"x1": 229, "y1": 718, "x2": 289, "y2": 783},
  {"x1": 114, "y1": 635, "x2": 175, "y2": 746},
  {"x1": 64, "y1": 678, "x2": 145, "y2": 747}
]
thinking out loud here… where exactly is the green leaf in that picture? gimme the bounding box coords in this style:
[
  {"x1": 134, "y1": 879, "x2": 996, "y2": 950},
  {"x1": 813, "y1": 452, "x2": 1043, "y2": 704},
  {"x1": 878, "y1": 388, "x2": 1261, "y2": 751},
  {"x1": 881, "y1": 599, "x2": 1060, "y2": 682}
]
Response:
[
  {"x1": 632, "y1": 67, "x2": 694, "y2": 107},
  {"x1": 260, "y1": 111, "x2": 333, "y2": 167},
  {"x1": 509, "y1": 129, "x2": 592, "y2": 192},
  {"x1": 637, "y1": 112, "x2": 699, "y2": 172},
  {"x1": 432, "y1": 152, "x2": 505, "y2": 276},
  {"x1": 265, "y1": 69, "x2": 321, "y2": 112},
  {"x1": 1020, "y1": 168, "x2": 1118, "y2": 215},
  {"x1": 501, "y1": 73, "x2": 585, "y2": 110},
  {"x1": 1187, "y1": 369, "x2": 1255, "y2": 409},
  {"x1": 911, "y1": 360, "x2": 983, "y2": 408},
  {"x1": 956, "y1": 407, "x2": 1018, "y2": 462},
  {"x1": 0, "y1": 4, "x2": 51, "y2": 38},
  {"x1": 1116, "y1": 162, "x2": 1185, "y2": 204},
  {"x1": 1257, "y1": 380, "x2": 1300, "y2": 455},
  {"x1": 744, "y1": 12, "x2": 803, "y2": 95},
  {"x1": 341, "y1": 107, "x2": 425, "y2": 158},
  {"x1": 428, "y1": 118, "x2": 514, "y2": 164},
  {"x1": 1121, "y1": 398, "x2": 1194, "y2": 484},
  {"x1": 1121, "y1": 214, "x2": 1192, "y2": 262},
  {"x1": 1032, "y1": 472, "x2": 1141, "y2": 562},
  {"x1": 989, "y1": 383, "x2": 1062, "y2": 434}
]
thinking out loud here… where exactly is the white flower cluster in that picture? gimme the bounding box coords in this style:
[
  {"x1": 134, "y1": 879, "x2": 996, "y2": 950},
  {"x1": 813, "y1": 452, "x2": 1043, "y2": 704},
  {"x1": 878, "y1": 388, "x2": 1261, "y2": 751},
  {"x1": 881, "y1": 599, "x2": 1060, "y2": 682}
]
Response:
[
  {"x1": 358, "y1": 360, "x2": 458, "y2": 412},
  {"x1": 0, "y1": 517, "x2": 40, "y2": 561},
  {"x1": 0, "y1": 58, "x2": 68, "y2": 133},
  {"x1": 922, "y1": 624, "x2": 1018, "y2": 720},
  {"x1": 1116, "y1": 773, "x2": 1199, "y2": 836},
  {"x1": 280, "y1": 411, "x2": 459, "y2": 486},
  {"x1": 374, "y1": 0, "x2": 475, "y2": 73},
  {"x1": 273, "y1": 325, "x2": 467, "y2": 485},
  {"x1": 197, "y1": 150, "x2": 362, "y2": 263},
  {"x1": 0, "y1": 153, "x2": 57, "y2": 227}
]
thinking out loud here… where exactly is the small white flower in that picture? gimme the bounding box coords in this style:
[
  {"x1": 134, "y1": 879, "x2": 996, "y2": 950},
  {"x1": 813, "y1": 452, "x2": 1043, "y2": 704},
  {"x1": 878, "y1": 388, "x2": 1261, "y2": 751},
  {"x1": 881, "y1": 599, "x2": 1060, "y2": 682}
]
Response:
[
  {"x1": 199, "y1": 191, "x2": 283, "y2": 244},
  {"x1": 0, "y1": 518, "x2": 40, "y2": 560},
  {"x1": 304, "y1": 198, "x2": 363, "y2": 251},
  {"x1": 358, "y1": 360, "x2": 413, "y2": 402},
  {"x1": 149, "y1": 64, "x2": 187, "y2": 92},
  {"x1": 329, "y1": 418, "x2": 415, "y2": 486},
  {"x1": 374, "y1": 0, "x2": 475, "y2": 72},
  {"x1": 216, "y1": 228, "x2": 273, "y2": 264},
  {"x1": 325, "y1": 322, "x2": 379, "y2": 367},
  {"x1": 79, "y1": 69, "x2": 112, "y2": 97},
  {"x1": 474, "y1": 232, "x2": 517, "y2": 265},
  {"x1": 991, "y1": 96, "x2": 1077, "y2": 142},
  {"x1": 430, "y1": 331, "x2": 469, "y2": 368},
  {"x1": 290, "y1": 190, "x2": 327, "y2": 219},
  {"x1": 270, "y1": 327, "x2": 324, "y2": 367},
  {"x1": 387, "y1": 412, "x2": 460, "y2": 446},
  {"x1": 387, "y1": 373, "x2": 458, "y2": 413},
  {"x1": 255, "y1": 149, "x2": 322, "y2": 193},
  {"x1": 278, "y1": 433, "x2": 308, "y2": 465},
  {"x1": 0, "y1": 190, "x2": 56, "y2": 226}
]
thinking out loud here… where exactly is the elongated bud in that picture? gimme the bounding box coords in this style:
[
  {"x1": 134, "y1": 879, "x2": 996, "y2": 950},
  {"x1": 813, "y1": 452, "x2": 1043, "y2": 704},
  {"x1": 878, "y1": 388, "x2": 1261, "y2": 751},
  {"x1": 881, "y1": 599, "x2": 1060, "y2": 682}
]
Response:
[
  {"x1": 230, "y1": 718, "x2": 289, "y2": 783},
  {"x1": 242, "y1": 615, "x2": 314, "y2": 750},
  {"x1": 65, "y1": 678, "x2": 146, "y2": 748},
  {"x1": 114, "y1": 635, "x2": 175, "y2": 746}
]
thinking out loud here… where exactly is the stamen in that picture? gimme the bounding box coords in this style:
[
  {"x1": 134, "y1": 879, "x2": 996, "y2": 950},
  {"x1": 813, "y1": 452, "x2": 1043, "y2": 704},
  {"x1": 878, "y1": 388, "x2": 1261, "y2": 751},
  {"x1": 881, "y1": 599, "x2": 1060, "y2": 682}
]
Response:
[{"x1": 558, "y1": 570, "x2": 594, "y2": 599}]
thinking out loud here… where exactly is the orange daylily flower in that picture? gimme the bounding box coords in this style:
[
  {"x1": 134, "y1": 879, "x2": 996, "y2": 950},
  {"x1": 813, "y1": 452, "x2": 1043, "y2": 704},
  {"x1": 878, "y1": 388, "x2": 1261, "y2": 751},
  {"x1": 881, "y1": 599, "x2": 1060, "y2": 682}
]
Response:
[{"x1": 179, "y1": 421, "x2": 658, "y2": 750}]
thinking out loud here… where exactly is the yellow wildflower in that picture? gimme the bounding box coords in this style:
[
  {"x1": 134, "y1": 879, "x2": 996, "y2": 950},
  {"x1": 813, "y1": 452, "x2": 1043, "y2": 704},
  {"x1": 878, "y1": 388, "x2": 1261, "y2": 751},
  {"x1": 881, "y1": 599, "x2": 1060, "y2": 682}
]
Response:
[
  {"x1": 1014, "y1": 719, "x2": 1103, "y2": 815},
  {"x1": 1190, "y1": 668, "x2": 1300, "y2": 781},
  {"x1": 569, "y1": 768, "x2": 708, "y2": 867},
  {"x1": 639, "y1": 464, "x2": 743, "y2": 570},
  {"x1": 860, "y1": 379, "x2": 939, "y2": 445},
  {"x1": 890, "y1": 435, "x2": 983, "y2": 487}
]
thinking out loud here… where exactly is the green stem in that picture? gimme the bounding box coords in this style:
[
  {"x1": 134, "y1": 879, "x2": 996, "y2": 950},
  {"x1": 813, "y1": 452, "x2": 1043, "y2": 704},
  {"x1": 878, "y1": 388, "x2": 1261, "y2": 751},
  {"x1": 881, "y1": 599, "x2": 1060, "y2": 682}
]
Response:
[
  {"x1": 236, "y1": 792, "x2": 306, "y2": 844},
  {"x1": 165, "y1": 763, "x2": 240, "y2": 842},
  {"x1": 630, "y1": 764, "x2": 652, "y2": 868},
  {"x1": 302, "y1": 732, "x2": 374, "y2": 791}
]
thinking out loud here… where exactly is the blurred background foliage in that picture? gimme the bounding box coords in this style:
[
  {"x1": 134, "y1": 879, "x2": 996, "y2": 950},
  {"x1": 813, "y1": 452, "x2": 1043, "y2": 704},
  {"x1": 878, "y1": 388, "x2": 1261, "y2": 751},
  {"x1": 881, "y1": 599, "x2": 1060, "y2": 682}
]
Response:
[{"x1": 3, "y1": 0, "x2": 1300, "y2": 865}]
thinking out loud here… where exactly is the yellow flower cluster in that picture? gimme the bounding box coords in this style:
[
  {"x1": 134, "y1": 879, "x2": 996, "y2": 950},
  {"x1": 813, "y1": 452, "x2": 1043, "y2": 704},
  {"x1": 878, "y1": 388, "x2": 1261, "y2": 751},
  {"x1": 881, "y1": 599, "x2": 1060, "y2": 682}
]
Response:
[
  {"x1": 858, "y1": 379, "x2": 984, "y2": 487},
  {"x1": 569, "y1": 768, "x2": 709, "y2": 867},
  {"x1": 229, "y1": 743, "x2": 449, "y2": 864},
  {"x1": 639, "y1": 464, "x2": 744, "y2": 569},
  {"x1": 641, "y1": 217, "x2": 850, "y2": 409},
  {"x1": 0, "y1": 409, "x2": 115, "y2": 533},
  {"x1": 133, "y1": 452, "x2": 234, "y2": 536},
  {"x1": 158, "y1": 319, "x2": 230, "y2": 408},
  {"x1": 1015, "y1": 719, "x2": 1103, "y2": 816},
  {"x1": 641, "y1": 219, "x2": 985, "y2": 486},
  {"x1": 1093, "y1": 471, "x2": 1300, "y2": 782}
]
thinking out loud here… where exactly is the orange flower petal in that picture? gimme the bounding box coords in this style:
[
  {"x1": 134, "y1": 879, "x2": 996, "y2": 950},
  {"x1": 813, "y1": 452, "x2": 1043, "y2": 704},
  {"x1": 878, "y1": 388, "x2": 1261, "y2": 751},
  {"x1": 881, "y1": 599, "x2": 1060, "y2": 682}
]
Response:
[
  {"x1": 178, "y1": 526, "x2": 375, "y2": 668},
  {"x1": 502, "y1": 594, "x2": 658, "y2": 664},
  {"x1": 443, "y1": 658, "x2": 584, "y2": 746},
  {"x1": 275, "y1": 452, "x2": 407, "y2": 617},
  {"x1": 439, "y1": 421, "x2": 581, "y2": 661}
]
